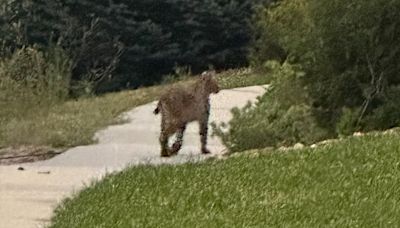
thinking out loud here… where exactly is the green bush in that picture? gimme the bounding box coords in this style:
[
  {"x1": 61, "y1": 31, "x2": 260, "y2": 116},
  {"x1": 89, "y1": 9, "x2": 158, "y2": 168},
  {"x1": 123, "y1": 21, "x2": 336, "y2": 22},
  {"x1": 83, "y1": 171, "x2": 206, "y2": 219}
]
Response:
[
  {"x1": 335, "y1": 107, "x2": 360, "y2": 136},
  {"x1": 253, "y1": 0, "x2": 400, "y2": 133},
  {"x1": 212, "y1": 61, "x2": 329, "y2": 153}
]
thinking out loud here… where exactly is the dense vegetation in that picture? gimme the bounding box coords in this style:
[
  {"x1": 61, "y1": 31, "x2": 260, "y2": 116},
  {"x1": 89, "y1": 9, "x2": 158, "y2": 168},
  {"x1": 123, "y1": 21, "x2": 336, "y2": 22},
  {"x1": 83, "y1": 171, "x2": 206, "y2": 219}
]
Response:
[
  {"x1": 0, "y1": 0, "x2": 271, "y2": 94},
  {"x1": 50, "y1": 132, "x2": 400, "y2": 227},
  {"x1": 215, "y1": 0, "x2": 400, "y2": 152},
  {"x1": 212, "y1": 61, "x2": 330, "y2": 152}
]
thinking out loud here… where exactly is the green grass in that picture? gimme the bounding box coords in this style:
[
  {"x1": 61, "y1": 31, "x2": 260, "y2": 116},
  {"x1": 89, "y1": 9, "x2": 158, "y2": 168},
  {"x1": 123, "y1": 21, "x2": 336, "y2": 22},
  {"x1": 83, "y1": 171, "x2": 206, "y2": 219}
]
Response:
[
  {"x1": 50, "y1": 132, "x2": 400, "y2": 227},
  {"x1": 0, "y1": 68, "x2": 268, "y2": 149}
]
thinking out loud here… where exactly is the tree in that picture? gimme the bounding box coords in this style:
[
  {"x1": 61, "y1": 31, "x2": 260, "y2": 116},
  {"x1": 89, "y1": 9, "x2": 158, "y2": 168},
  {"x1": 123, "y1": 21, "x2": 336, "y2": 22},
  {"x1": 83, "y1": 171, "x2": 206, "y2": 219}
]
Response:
[{"x1": 255, "y1": 0, "x2": 400, "y2": 132}]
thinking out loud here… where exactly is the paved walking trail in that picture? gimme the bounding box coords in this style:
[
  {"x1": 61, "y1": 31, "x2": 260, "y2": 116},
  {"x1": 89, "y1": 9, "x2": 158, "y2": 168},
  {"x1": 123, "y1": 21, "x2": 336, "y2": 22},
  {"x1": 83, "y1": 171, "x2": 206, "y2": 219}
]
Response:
[{"x1": 0, "y1": 85, "x2": 267, "y2": 228}]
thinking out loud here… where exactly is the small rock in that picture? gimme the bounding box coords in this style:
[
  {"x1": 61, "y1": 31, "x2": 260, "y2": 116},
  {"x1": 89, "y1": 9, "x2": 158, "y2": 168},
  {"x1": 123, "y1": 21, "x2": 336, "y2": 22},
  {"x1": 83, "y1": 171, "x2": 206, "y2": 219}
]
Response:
[
  {"x1": 248, "y1": 152, "x2": 260, "y2": 158},
  {"x1": 353, "y1": 132, "x2": 364, "y2": 137},
  {"x1": 17, "y1": 167, "x2": 25, "y2": 171},
  {"x1": 293, "y1": 143, "x2": 305, "y2": 149},
  {"x1": 382, "y1": 128, "x2": 398, "y2": 135},
  {"x1": 310, "y1": 144, "x2": 317, "y2": 149},
  {"x1": 278, "y1": 146, "x2": 289, "y2": 151},
  {"x1": 318, "y1": 139, "x2": 337, "y2": 145}
]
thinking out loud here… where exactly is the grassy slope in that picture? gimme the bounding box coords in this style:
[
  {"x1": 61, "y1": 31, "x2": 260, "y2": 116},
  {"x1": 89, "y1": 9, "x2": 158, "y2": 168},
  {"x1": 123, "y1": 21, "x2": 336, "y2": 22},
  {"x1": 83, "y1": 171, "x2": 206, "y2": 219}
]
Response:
[
  {"x1": 50, "y1": 132, "x2": 400, "y2": 228},
  {"x1": 0, "y1": 86, "x2": 162, "y2": 148},
  {"x1": 0, "y1": 68, "x2": 269, "y2": 148}
]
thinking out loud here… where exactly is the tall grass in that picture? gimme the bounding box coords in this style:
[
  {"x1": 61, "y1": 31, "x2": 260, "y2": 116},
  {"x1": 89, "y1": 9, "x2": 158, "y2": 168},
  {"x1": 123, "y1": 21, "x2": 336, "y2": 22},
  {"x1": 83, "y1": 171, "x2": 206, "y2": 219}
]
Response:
[{"x1": 0, "y1": 47, "x2": 71, "y2": 147}]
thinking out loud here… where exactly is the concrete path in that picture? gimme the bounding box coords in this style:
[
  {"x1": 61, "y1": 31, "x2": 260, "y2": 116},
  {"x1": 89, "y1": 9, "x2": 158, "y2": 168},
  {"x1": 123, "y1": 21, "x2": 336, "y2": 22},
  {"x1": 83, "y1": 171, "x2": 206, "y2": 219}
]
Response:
[{"x1": 0, "y1": 85, "x2": 268, "y2": 228}]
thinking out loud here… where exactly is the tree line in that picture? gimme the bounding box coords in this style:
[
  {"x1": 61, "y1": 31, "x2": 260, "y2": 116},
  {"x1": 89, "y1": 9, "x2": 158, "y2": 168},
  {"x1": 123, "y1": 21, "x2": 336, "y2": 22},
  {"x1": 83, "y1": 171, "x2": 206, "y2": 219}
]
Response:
[{"x1": 0, "y1": 0, "x2": 271, "y2": 94}]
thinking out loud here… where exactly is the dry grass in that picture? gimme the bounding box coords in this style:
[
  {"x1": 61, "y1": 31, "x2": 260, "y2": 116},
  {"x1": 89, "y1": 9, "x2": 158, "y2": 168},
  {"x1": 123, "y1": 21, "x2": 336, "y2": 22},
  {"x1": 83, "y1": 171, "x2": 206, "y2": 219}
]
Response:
[
  {"x1": 0, "y1": 68, "x2": 268, "y2": 154},
  {"x1": 0, "y1": 85, "x2": 164, "y2": 148}
]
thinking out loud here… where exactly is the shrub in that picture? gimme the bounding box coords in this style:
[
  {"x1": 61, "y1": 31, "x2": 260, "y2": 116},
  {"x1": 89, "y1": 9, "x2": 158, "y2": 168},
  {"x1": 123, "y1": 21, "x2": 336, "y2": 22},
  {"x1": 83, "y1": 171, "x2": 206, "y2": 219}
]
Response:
[
  {"x1": 335, "y1": 107, "x2": 361, "y2": 136},
  {"x1": 254, "y1": 0, "x2": 400, "y2": 133},
  {"x1": 362, "y1": 86, "x2": 400, "y2": 131},
  {"x1": 212, "y1": 61, "x2": 329, "y2": 153}
]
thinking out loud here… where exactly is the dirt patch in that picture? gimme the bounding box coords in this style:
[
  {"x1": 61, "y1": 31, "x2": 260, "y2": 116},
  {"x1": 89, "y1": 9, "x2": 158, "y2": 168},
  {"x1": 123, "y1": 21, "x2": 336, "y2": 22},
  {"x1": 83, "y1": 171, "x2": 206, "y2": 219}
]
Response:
[{"x1": 0, "y1": 146, "x2": 64, "y2": 165}]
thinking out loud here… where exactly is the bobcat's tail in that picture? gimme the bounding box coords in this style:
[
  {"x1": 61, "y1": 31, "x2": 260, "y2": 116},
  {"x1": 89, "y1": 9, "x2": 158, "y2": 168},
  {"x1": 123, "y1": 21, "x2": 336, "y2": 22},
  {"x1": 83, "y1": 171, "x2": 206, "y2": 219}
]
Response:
[{"x1": 153, "y1": 101, "x2": 161, "y2": 115}]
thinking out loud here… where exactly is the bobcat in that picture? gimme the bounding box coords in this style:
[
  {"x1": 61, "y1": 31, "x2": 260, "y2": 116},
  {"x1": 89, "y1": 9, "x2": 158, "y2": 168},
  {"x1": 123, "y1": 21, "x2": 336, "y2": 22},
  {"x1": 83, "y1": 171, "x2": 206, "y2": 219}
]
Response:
[{"x1": 154, "y1": 71, "x2": 220, "y2": 157}]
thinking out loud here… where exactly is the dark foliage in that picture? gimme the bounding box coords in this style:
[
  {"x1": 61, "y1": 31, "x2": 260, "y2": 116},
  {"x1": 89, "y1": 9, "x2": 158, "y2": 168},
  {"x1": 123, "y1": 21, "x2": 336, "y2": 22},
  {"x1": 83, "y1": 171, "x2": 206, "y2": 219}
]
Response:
[
  {"x1": 0, "y1": 0, "x2": 271, "y2": 93},
  {"x1": 253, "y1": 0, "x2": 400, "y2": 135}
]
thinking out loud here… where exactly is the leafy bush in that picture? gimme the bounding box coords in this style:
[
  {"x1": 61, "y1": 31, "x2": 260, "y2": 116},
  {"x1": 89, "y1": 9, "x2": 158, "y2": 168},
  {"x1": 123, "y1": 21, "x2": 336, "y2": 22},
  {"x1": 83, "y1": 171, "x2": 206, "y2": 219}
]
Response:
[
  {"x1": 253, "y1": 0, "x2": 400, "y2": 134},
  {"x1": 335, "y1": 107, "x2": 360, "y2": 136},
  {"x1": 212, "y1": 61, "x2": 329, "y2": 152}
]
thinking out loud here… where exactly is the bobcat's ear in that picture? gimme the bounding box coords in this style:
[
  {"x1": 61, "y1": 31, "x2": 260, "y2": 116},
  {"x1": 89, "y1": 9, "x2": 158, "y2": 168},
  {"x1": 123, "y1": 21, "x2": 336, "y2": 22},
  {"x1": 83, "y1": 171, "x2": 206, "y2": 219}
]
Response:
[{"x1": 201, "y1": 71, "x2": 211, "y2": 80}]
